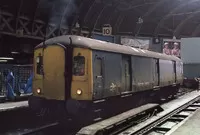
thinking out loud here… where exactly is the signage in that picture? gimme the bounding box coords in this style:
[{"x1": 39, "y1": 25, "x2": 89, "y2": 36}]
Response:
[{"x1": 102, "y1": 26, "x2": 112, "y2": 36}]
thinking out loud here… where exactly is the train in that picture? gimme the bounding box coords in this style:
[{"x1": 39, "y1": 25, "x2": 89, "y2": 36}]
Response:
[{"x1": 28, "y1": 35, "x2": 183, "y2": 125}]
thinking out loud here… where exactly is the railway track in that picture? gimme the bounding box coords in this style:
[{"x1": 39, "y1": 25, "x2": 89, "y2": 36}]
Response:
[
  {"x1": 0, "y1": 88, "x2": 196, "y2": 135},
  {"x1": 77, "y1": 91, "x2": 200, "y2": 135},
  {"x1": 143, "y1": 103, "x2": 200, "y2": 135},
  {"x1": 3, "y1": 122, "x2": 60, "y2": 135},
  {"x1": 121, "y1": 98, "x2": 200, "y2": 135},
  {"x1": 19, "y1": 122, "x2": 59, "y2": 135}
]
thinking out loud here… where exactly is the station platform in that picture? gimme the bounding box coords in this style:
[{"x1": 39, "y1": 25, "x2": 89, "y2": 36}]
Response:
[
  {"x1": 0, "y1": 101, "x2": 28, "y2": 112},
  {"x1": 168, "y1": 108, "x2": 200, "y2": 135}
]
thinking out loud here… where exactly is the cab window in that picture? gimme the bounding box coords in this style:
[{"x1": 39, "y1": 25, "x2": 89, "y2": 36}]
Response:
[
  {"x1": 73, "y1": 56, "x2": 85, "y2": 76},
  {"x1": 36, "y1": 56, "x2": 43, "y2": 75}
]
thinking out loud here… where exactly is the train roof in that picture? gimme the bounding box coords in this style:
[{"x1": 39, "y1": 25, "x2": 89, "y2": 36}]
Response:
[{"x1": 36, "y1": 35, "x2": 181, "y2": 61}]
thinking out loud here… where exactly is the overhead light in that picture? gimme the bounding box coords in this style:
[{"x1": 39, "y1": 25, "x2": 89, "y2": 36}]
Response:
[
  {"x1": 11, "y1": 51, "x2": 20, "y2": 54},
  {"x1": 75, "y1": 22, "x2": 80, "y2": 28},
  {"x1": 137, "y1": 17, "x2": 143, "y2": 24},
  {"x1": 0, "y1": 57, "x2": 14, "y2": 60},
  {"x1": 0, "y1": 60, "x2": 7, "y2": 62}
]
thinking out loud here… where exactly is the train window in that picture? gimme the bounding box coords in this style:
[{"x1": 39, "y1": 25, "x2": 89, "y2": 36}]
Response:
[
  {"x1": 36, "y1": 56, "x2": 43, "y2": 75},
  {"x1": 73, "y1": 56, "x2": 85, "y2": 76},
  {"x1": 96, "y1": 58, "x2": 103, "y2": 76}
]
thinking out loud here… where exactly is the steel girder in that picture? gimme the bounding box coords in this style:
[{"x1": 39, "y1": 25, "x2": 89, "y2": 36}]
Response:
[
  {"x1": 0, "y1": 10, "x2": 90, "y2": 40},
  {"x1": 154, "y1": 0, "x2": 200, "y2": 36}
]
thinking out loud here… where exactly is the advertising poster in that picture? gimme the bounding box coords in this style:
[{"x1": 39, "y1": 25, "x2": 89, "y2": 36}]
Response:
[
  {"x1": 120, "y1": 36, "x2": 150, "y2": 50},
  {"x1": 163, "y1": 39, "x2": 181, "y2": 58}
]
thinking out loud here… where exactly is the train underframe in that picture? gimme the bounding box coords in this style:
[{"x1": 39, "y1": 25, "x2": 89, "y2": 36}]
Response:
[{"x1": 28, "y1": 85, "x2": 180, "y2": 126}]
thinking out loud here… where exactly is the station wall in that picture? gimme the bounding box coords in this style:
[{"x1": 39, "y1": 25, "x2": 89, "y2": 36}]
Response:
[
  {"x1": 92, "y1": 33, "x2": 115, "y2": 43},
  {"x1": 149, "y1": 38, "x2": 163, "y2": 53},
  {"x1": 181, "y1": 38, "x2": 200, "y2": 78},
  {"x1": 119, "y1": 36, "x2": 163, "y2": 53},
  {"x1": 183, "y1": 64, "x2": 200, "y2": 79},
  {"x1": 181, "y1": 38, "x2": 200, "y2": 64},
  {"x1": 91, "y1": 33, "x2": 166, "y2": 54}
]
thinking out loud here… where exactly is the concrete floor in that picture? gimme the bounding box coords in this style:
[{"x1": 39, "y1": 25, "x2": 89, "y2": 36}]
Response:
[
  {"x1": 0, "y1": 101, "x2": 28, "y2": 112},
  {"x1": 169, "y1": 109, "x2": 200, "y2": 135}
]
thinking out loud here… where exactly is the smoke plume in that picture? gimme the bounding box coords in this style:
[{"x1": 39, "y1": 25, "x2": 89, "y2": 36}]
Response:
[{"x1": 36, "y1": 0, "x2": 78, "y2": 32}]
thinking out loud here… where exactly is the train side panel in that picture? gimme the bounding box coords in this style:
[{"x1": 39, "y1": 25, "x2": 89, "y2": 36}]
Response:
[
  {"x1": 91, "y1": 51, "x2": 180, "y2": 99},
  {"x1": 92, "y1": 50, "x2": 122, "y2": 99},
  {"x1": 159, "y1": 59, "x2": 175, "y2": 87},
  {"x1": 131, "y1": 56, "x2": 155, "y2": 92}
]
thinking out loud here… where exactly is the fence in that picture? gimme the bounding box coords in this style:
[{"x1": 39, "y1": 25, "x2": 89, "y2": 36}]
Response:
[{"x1": 0, "y1": 64, "x2": 32, "y2": 99}]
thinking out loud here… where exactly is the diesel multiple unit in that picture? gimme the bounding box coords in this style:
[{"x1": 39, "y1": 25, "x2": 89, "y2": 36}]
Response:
[{"x1": 29, "y1": 35, "x2": 183, "y2": 123}]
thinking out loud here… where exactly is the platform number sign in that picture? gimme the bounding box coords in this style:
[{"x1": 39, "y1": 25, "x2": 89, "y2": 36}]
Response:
[{"x1": 102, "y1": 26, "x2": 112, "y2": 36}]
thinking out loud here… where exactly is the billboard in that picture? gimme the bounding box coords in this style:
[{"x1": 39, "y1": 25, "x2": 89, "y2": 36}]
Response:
[
  {"x1": 162, "y1": 39, "x2": 181, "y2": 58},
  {"x1": 120, "y1": 36, "x2": 150, "y2": 50}
]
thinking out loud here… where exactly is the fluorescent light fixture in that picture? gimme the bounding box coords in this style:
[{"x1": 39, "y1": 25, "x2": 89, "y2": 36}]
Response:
[
  {"x1": 0, "y1": 60, "x2": 7, "y2": 62},
  {"x1": 11, "y1": 51, "x2": 20, "y2": 54},
  {"x1": 0, "y1": 57, "x2": 14, "y2": 60}
]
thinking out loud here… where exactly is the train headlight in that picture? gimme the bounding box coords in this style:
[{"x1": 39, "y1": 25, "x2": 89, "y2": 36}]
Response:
[
  {"x1": 37, "y1": 88, "x2": 41, "y2": 94},
  {"x1": 76, "y1": 89, "x2": 82, "y2": 95}
]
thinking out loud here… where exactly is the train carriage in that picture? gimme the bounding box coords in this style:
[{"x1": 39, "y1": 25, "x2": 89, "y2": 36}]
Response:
[{"x1": 29, "y1": 35, "x2": 183, "y2": 123}]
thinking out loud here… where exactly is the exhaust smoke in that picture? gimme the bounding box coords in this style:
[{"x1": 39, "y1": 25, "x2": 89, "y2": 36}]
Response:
[{"x1": 36, "y1": 0, "x2": 78, "y2": 35}]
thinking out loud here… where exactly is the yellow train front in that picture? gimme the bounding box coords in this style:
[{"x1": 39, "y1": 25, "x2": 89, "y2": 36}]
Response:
[
  {"x1": 29, "y1": 35, "x2": 183, "y2": 123},
  {"x1": 29, "y1": 36, "x2": 95, "y2": 122}
]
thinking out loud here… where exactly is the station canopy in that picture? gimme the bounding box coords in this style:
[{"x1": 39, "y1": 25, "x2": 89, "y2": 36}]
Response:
[{"x1": 0, "y1": 0, "x2": 200, "y2": 40}]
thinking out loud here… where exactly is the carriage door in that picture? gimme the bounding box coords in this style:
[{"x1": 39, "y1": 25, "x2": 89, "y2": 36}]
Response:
[
  {"x1": 43, "y1": 45, "x2": 66, "y2": 100},
  {"x1": 93, "y1": 56, "x2": 104, "y2": 99},
  {"x1": 154, "y1": 59, "x2": 159, "y2": 86},
  {"x1": 122, "y1": 56, "x2": 131, "y2": 92}
]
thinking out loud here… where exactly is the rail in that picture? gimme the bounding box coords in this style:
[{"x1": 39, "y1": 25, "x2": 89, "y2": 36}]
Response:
[
  {"x1": 128, "y1": 97, "x2": 200, "y2": 135},
  {"x1": 77, "y1": 91, "x2": 200, "y2": 135},
  {"x1": 4, "y1": 122, "x2": 59, "y2": 135},
  {"x1": 145, "y1": 103, "x2": 200, "y2": 135},
  {"x1": 21, "y1": 122, "x2": 59, "y2": 135}
]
